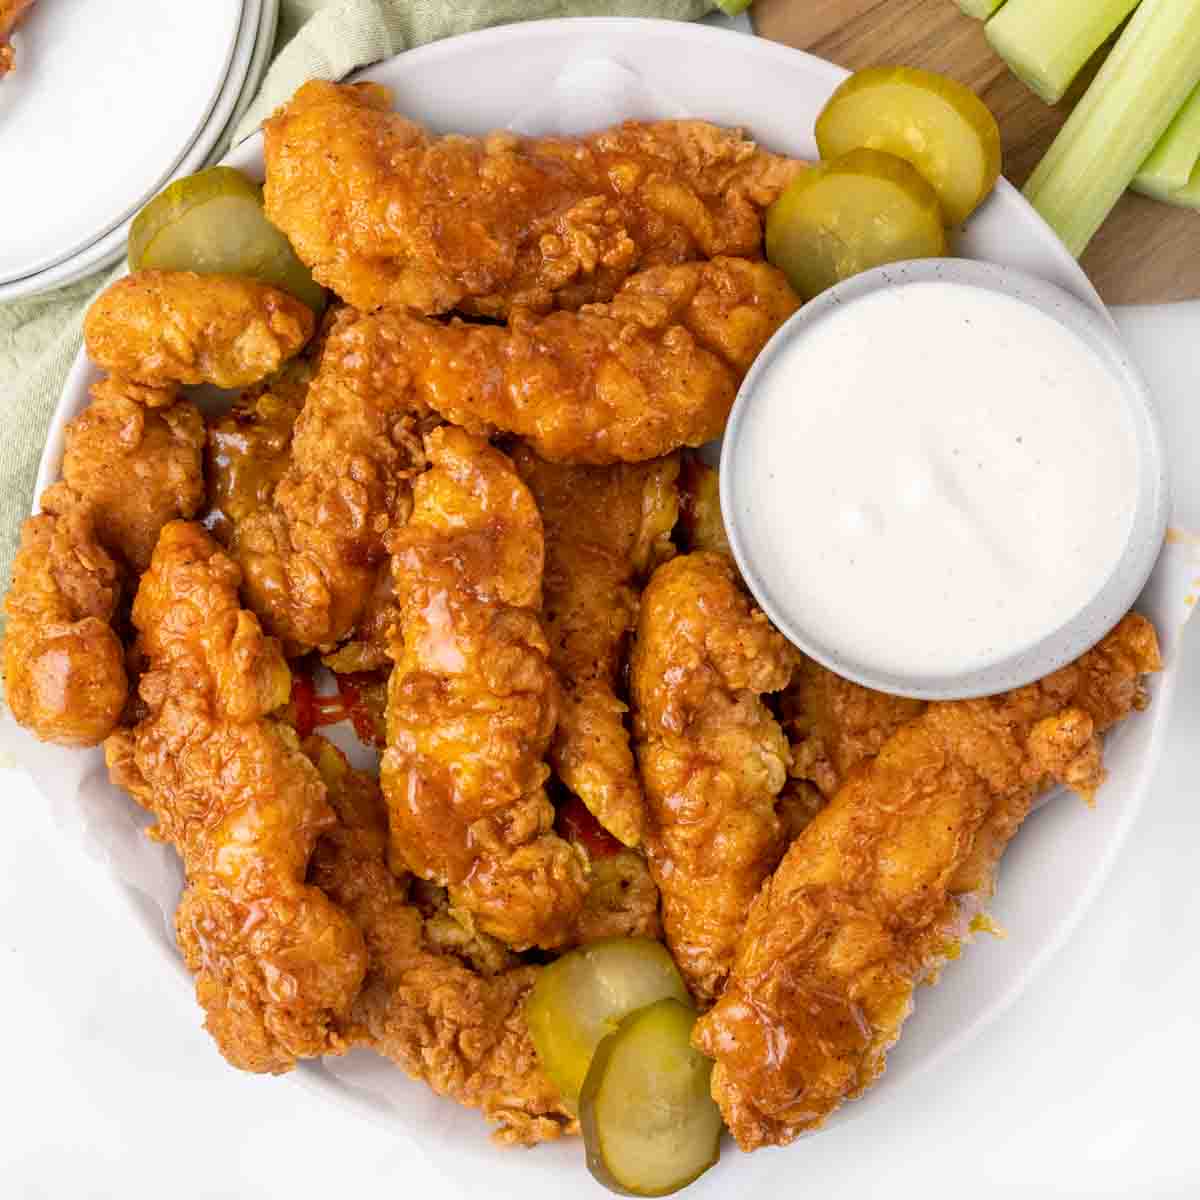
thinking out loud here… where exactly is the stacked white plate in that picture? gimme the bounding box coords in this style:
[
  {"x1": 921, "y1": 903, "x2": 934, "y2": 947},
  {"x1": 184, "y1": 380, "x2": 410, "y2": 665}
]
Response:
[{"x1": 0, "y1": 0, "x2": 279, "y2": 301}]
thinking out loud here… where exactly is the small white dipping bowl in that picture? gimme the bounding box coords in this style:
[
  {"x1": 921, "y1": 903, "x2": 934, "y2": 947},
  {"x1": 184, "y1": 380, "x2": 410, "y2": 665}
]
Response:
[{"x1": 720, "y1": 258, "x2": 1169, "y2": 700}]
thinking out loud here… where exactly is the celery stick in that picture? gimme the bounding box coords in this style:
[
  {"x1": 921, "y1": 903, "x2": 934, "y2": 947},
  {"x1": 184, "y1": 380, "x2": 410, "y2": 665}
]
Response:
[
  {"x1": 1024, "y1": 0, "x2": 1200, "y2": 257},
  {"x1": 985, "y1": 0, "x2": 1139, "y2": 105},
  {"x1": 1144, "y1": 161, "x2": 1200, "y2": 209},
  {"x1": 1133, "y1": 82, "x2": 1200, "y2": 200},
  {"x1": 958, "y1": 0, "x2": 1005, "y2": 18}
]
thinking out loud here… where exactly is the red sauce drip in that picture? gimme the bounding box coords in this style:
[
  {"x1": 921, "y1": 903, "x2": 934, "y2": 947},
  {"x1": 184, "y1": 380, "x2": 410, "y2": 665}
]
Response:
[
  {"x1": 291, "y1": 672, "x2": 319, "y2": 740},
  {"x1": 556, "y1": 794, "x2": 622, "y2": 859},
  {"x1": 290, "y1": 667, "x2": 384, "y2": 747},
  {"x1": 335, "y1": 673, "x2": 386, "y2": 749}
]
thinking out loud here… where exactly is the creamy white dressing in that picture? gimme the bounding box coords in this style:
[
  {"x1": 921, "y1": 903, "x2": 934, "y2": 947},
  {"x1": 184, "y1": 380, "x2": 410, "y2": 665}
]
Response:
[{"x1": 733, "y1": 280, "x2": 1139, "y2": 680}]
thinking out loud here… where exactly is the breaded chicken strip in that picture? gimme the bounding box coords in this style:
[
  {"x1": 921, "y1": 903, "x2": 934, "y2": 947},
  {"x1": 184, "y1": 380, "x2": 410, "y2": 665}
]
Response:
[
  {"x1": 694, "y1": 614, "x2": 1162, "y2": 1149},
  {"x1": 631, "y1": 552, "x2": 796, "y2": 1002},
  {"x1": 676, "y1": 456, "x2": 922, "y2": 840},
  {"x1": 263, "y1": 80, "x2": 804, "y2": 316},
  {"x1": 236, "y1": 262, "x2": 788, "y2": 650},
  {"x1": 231, "y1": 307, "x2": 433, "y2": 652},
  {"x1": 307, "y1": 739, "x2": 576, "y2": 1146},
  {"x1": 204, "y1": 358, "x2": 314, "y2": 547},
  {"x1": 781, "y1": 655, "x2": 926, "y2": 808},
  {"x1": 383, "y1": 428, "x2": 587, "y2": 950},
  {"x1": 104, "y1": 523, "x2": 367, "y2": 1074},
  {"x1": 84, "y1": 271, "x2": 314, "y2": 391},
  {"x1": 0, "y1": 0, "x2": 35, "y2": 77},
  {"x1": 514, "y1": 445, "x2": 679, "y2": 847},
  {"x1": 3, "y1": 493, "x2": 126, "y2": 747},
  {"x1": 397, "y1": 258, "x2": 799, "y2": 464},
  {"x1": 677, "y1": 453, "x2": 731, "y2": 557},
  {"x1": 556, "y1": 795, "x2": 663, "y2": 946},
  {"x1": 61, "y1": 376, "x2": 205, "y2": 572},
  {"x1": 3, "y1": 376, "x2": 205, "y2": 744}
]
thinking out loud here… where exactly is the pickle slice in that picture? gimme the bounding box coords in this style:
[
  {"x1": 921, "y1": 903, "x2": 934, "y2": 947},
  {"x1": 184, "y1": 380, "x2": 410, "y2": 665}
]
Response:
[
  {"x1": 766, "y1": 148, "x2": 948, "y2": 300},
  {"x1": 580, "y1": 999, "x2": 721, "y2": 1197},
  {"x1": 526, "y1": 937, "x2": 689, "y2": 1113},
  {"x1": 128, "y1": 167, "x2": 326, "y2": 312},
  {"x1": 815, "y1": 66, "x2": 1002, "y2": 226}
]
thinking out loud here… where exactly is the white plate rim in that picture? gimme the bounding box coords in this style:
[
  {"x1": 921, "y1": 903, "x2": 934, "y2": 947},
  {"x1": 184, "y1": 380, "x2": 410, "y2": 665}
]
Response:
[
  {"x1": 26, "y1": 15, "x2": 1179, "y2": 1183},
  {"x1": 0, "y1": 0, "x2": 263, "y2": 303},
  {"x1": 221, "y1": 0, "x2": 280, "y2": 146},
  {"x1": 0, "y1": 0, "x2": 249, "y2": 287}
]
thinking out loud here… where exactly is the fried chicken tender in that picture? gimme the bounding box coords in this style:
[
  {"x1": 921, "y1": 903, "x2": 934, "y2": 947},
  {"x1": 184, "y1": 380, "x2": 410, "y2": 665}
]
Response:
[
  {"x1": 306, "y1": 739, "x2": 575, "y2": 1146},
  {"x1": 104, "y1": 523, "x2": 367, "y2": 1074},
  {"x1": 320, "y1": 564, "x2": 397, "y2": 673},
  {"x1": 514, "y1": 445, "x2": 679, "y2": 847},
  {"x1": 694, "y1": 613, "x2": 1163, "y2": 1149},
  {"x1": 383, "y1": 428, "x2": 587, "y2": 950},
  {"x1": 2, "y1": 374, "x2": 206, "y2": 744},
  {"x1": 3, "y1": 492, "x2": 126, "y2": 747},
  {"x1": 84, "y1": 271, "x2": 314, "y2": 391},
  {"x1": 231, "y1": 307, "x2": 432, "y2": 652},
  {"x1": 677, "y1": 455, "x2": 924, "y2": 841},
  {"x1": 60, "y1": 376, "x2": 205, "y2": 572},
  {"x1": 782, "y1": 655, "x2": 927, "y2": 799},
  {"x1": 572, "y1": 849, "x2": 663, "y2": 945},
  {"x1": 555, "y1": 794, "x2": 663, "y2": 945},
  {"x1": 400, "y1": 258, "x2": 799, "y2": 464},
  {"x1": 678, "y1": 453, "x2": 731, "y2": 557},
  {"x1": 0, "y1": 0, "x2": 35, "y2": 76},
  {"x1": 773, "y1": 662, "x2": 926, "y2": 844},
  {"x1": 631, "y1": 552, "x2": 796, "y2": 1003},
  {"x1": 204, "y1": 358, "x2": 313, "y2": 547},
  {"x1": 263, "y1": 80, "x2": 804, "y2": 317}
]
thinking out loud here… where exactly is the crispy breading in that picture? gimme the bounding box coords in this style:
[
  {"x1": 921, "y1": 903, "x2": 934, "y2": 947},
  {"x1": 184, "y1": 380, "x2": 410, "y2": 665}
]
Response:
[
  {"x1": 263, "y1": 80, "x2": 804, "y2": 316},
  {"x1": 204, "y1": 358, "x2": 314, "y2": 548},
  {"x1": 694, "y1": 614, "x2": 1163, "y2": 1149},
  {"x1": 514, "y1": 445, "x2": 679, "y2": 847},
  {"x1": 84, "y1": 271, "x2": 314, "y2": 391},
  {"x1": 676, "y1": 457, "x2": 924, "y2": 839},
  {"x1": 3, "y1": 371, "x2": 205, "y2": 745},
  {"x1": 631, "y1": 552, "x2": 796, "y2": 1002},
  {"x1": 677, "y1": 453, "x2": 731, "y2": 557},
  {"x1": 61, "y1": 377, "x2": 205, "y2": 572},
  {"x1": 103, "y1": 523, "x2": 367, "y2": 1074},
  {"x1": 3, "y1": 492, "x2": 126, "y2": 747},
  {"x1": 382, "y1": 428, "x2": 587, "y2": 950},
  {"x1": 0, "y1": 0, "x2": 34, "y2": 76},
  {"x1": 571, "y1": 849, "x2": 663, "y2": 945},
  {"x1": 554, "y1": 794, "x2": 663, "y2": 944},
  {"x1": 231, "y1": 307, "x2": 433, "y2": 652},
  {"x1": 306, "y1": 739, "x2": 575, "y2": 1146},
  {"x1": 233, "y1": 261, "x2": 788, "y2": 650},
  {"x1": 782, "y1": 655, "x2": 927, "y2": 799},
  {"x1": 320, "y1": 562, "x2": 397, "y2": 673},
  {"x1": 391, "y1": 258, "x2": 798, "y2": 464}
]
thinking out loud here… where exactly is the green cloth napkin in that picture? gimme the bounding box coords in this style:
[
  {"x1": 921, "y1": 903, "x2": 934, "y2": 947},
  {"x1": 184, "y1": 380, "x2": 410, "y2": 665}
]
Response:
[{"x1": 0, "y1": 0, "x2": 715, "y2": 610}]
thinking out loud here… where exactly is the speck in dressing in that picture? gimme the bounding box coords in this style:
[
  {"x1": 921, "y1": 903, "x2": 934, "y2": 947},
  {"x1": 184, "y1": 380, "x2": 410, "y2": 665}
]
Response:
[{"x1": 736, "y1": 281, "x2": 1139, "y2": 678}]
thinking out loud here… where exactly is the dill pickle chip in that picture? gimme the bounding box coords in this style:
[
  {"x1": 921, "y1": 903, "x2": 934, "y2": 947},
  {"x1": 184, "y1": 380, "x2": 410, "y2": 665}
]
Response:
[
  {"x1": 580, "y1": 999, "x2": 721, "y2": 1197},
  {"x1": 815, "y1": 66, "x2": 1002, "y2": 226},
  {"x1": 525, "y1": 937, "x2": 690, "y2": 1114},
  {"x1": 128, "y1": 166, "x2": 325, "y2": 312},
  {"x1": 765, "y1": 148, "x2": 948, "y2": 300}
]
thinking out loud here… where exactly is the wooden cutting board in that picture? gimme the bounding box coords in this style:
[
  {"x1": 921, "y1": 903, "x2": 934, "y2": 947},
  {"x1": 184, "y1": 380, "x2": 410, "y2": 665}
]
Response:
[{"x1": 753, "y1": 0, "x2": 1200, "y2": 305}]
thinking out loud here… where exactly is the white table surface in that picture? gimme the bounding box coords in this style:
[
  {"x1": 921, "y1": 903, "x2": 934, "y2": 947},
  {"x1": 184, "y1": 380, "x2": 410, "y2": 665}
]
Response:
[{"x1": 4, "y1": 12, "x2": 1199, "y2": 1200}]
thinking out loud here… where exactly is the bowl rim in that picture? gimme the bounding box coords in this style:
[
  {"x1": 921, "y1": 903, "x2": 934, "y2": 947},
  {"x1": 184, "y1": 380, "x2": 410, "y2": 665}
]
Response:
[
  {"x1": 720, "y1": 256, "x2": 1171, "y2": 700},
  {"x1": 20, "y1": 18, "x2": 1183, "y2": 1178}
]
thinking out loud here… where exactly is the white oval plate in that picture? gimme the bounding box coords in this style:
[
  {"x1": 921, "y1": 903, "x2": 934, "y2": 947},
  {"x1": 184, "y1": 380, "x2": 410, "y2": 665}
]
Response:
[
  {"x1": 0, "y1": 0, "x2": 269, "y2": 303},
  {"x1": 0, "y1": 0, "x2": 245, "y2": 285},
  {"x1": 15, "y1": 18, "x2": 1182, "y2": 1198}
]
